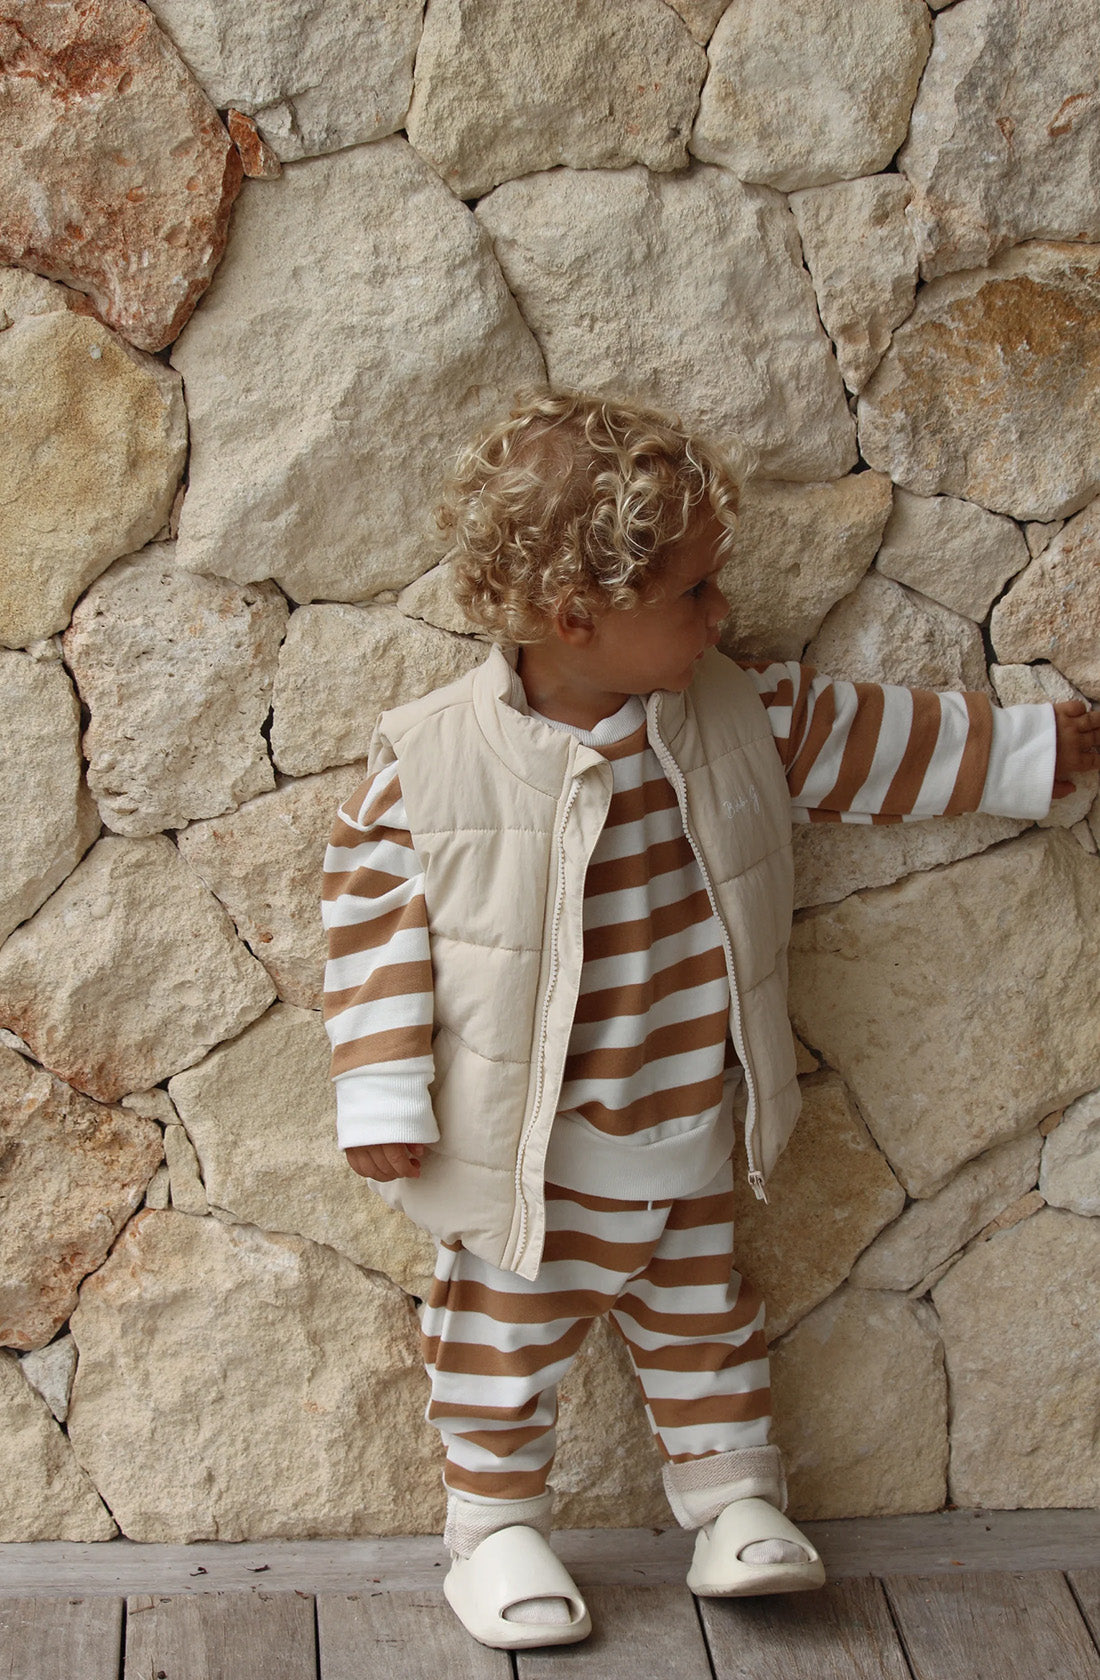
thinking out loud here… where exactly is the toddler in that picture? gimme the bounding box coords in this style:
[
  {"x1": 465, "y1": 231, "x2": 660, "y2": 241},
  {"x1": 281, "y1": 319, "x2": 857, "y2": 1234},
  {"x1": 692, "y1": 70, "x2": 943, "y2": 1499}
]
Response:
[{"x1": 322, "y1": 391, "x2": 1099, "y2": 1650}]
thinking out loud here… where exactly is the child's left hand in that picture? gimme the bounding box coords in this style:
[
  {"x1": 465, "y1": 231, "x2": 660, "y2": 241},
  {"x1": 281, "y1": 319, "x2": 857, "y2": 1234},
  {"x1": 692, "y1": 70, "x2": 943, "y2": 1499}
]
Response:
[{"x1": 1053, "y1": 699, "x2": 1100, "y2": 798}]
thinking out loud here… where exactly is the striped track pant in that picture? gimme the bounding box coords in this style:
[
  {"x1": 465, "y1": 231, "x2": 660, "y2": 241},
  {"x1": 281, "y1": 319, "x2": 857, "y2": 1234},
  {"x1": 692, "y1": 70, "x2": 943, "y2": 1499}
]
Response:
[{"x1": 420, "y1": 1160, "x2": 771, "y2": 1503}]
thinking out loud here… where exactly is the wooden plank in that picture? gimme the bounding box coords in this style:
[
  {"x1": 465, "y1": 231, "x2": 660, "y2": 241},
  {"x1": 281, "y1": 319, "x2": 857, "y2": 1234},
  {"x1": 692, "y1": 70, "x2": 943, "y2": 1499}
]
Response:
[
  {"x1": 698, "y1": 1577, "x2": 911, "y2": 1680},
  {"x1": 124, "y1": 1590, "x2": 317, "y2": 1680},
  {"x1": 2, "y1": 1510, "x2": 1100, "y2": 1597},
  {"x1": 807, "y1": 1508, "x2": 1100, "y2": 1579},
  {"x1": 516, "y1": 1584, "x2": 711, "y2": 1680},
  {"x1": 0, "y1": 1595, "x2": 122, "y2": 1680},
  {"x1": 0, "y1": 1537, "x2": 456, "y2": 1597},
  {"x1": 317, "y1": 1591, "x2": 510, "y2": 1680},
  {"x1": 885, "y1": 1569, "x2": 1100, "y2": 1680},
  {"x1": 1069, "y1": 1569, "x2": 1100, "y2": 1650}
]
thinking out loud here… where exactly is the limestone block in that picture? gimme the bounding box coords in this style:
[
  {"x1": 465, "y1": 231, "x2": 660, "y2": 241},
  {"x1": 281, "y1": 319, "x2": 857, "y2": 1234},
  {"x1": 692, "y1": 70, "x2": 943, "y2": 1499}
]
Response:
[
  {"x1": 875, "y1": 488, "x2": 1029, "y2": 623},
  {"x1": 1073, "y1": 820, "x2": 1099, "y2": 857},
  {"x1": 0, "y1": 266, "x2": 87, "y2": 325},
  {"x1": 0, "y1": 835, "x2": 276, "y2": 1102},
  {"x1": 67, "y1": 1211, "x2": 444, "y2": 1539},
  {"x1": 554, "y1": 1319, "x2": 667, "y2": 1530},
  {"x1": 900, "y1": 0, "x2": 1100, "y2": 280},
  {"x1": 790, "y1": 176, "x2": 919, "y2": 393},
  {"x1": 0, "y1": 1044, "x2": 162, "y2": 1350},
  {"x1": 145, "y1": 1166, "x2": 171, "y2": 1211},
  {"x1": 406, "y1": 0, "x2": 706, "y2": 199},
  {"x1": 989, "y1": 663, "x2": 1097, "y2": 830},
  {"x1": 789, "y1": 831, "x2": 1100, "y2": 1197},
  {"x1": 164, "y1": 1125, "x2": 207, "y2": 1218},
  {"x1": 167, "y1": 1004, "x2": 435, "y2": 1298},
  {"x1": 477, "y1": 165, "x2": 855, "y2": 483},
  {"x1": 121, "y1": 1088, "x2": 180, "y2": 1127},
  {"x1": 934, "y1": 1208, "x2": 1100, "y2": 1507},
  {"x1": 792, "y1": 813, "x2": 1027, "y2": 912},
  {"x1": 991, "y1": 501, "x2": 1100, "y2": 701},
  {"x1": 19, "y1": 1334, "x2": 77, "y2": 1423},
  {"x1": 772, "y1": 1288, "x2": 947, "y2": 1519},
  {"x1": 691, "y1": 0, "x2": 931, "y2": 191},
  {"x1": 1040, "y1": 1089, "x2": 1100, "y2": 1216},
  {"x1": 850, "y1": 1132, "x2": 1042, "y2": 1293},
  {"x1": 144, "y1": 0, "x2": 422, "y2": 162},
  {"x1": 717, "y1": 474, "x2": 892, "y2": 663},
  {"x1": 64, "y1": 547, "x2": 286, "y2": 837},
  {"x1": 172, "y1": 140, "x2": 544, "y2": 604},
  {"x1": 226, "y1": 110, "x2": 282, "y2": 180},
  {"x1": 664, "y1": 0, "x2": 728, "y2": 41},
  {"x1": 0, "y1": 1350, "x2": 116, "y2": 1541},
  {"x1": 1025, "y1": 520, "x2": 1064, "y2": 559},
  {"x1": 733, "y1": 1074, "x2": 905, "y2": 1341},
  {"x1": 271, "y1": 606, "x2": 482, "y2": 779},
  {"x1": 805, "y1": 572, "x2": 993, "y2": 697},
  {"x1": 0, "y1": 648, "x2": 99, "y2": 944},
  {"x1": 0, "y1": 310, "x2": 186, "y2": 648},
  {"x1": 859, "y1": 244, "x2": 1100, "y2": 523},
  {"x1": 178, "y1": 766, "x2": 359, "y2": 1010},
  {"x1": 0, "y1": 0, "x2": 242, "y2": 352},
  {"x1": 976, "y1": 1188, "x2": 1046, "y2": 1243},
  {"x1": 793, "y1": 1037, "x2": 820, "y2": 1077},
  {"x1": 399, "y1": 562, "x2": 481, "y2": 638}
]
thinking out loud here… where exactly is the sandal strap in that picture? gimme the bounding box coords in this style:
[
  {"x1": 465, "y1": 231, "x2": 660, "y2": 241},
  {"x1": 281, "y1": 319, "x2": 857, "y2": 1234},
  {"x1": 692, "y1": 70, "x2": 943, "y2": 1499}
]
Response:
[{"x1": 710, "y1": 1498, "x2": 820, "y2": 1561}]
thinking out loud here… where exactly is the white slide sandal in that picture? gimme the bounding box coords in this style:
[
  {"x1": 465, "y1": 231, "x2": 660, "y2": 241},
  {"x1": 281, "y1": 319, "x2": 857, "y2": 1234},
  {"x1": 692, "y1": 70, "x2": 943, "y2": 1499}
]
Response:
[
  {"x1": 443, "y1": 1524, "x2": 592, "y2": 1649},
  {"x1": 687, "y1": 1497, "x2": 826, "y2": 1597}
]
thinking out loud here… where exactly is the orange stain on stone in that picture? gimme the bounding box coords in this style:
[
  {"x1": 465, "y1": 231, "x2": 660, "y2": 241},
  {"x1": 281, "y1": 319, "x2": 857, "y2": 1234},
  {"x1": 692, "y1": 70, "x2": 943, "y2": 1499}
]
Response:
[
  {"x1": 1048, "y1": 90, "x2": 1091, "y2": 139},
  {"x1": 0, "y1": 0, "x2": 243, "y2": 350}
]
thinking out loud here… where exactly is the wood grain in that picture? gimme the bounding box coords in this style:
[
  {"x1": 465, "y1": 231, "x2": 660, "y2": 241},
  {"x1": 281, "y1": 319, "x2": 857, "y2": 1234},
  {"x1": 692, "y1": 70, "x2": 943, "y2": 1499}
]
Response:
[
  {"x1": 0, "y1": 1596, "x2": 122, "y2": 1680},
  {"x1": 516, "y1": 1584, "x2": 712, "y2": 1680},
  {"x1": 885, "y1": 1569, "x2": 1100, "y2": 1680},
  {"x1": 4, "y1": 1512, "x2": 1100, "y2": 1596},
  {"x1": 1069, "y1": 1569, "x2": 1100, "y2": 1649},
  {"x1": 124, "y1": 1590, "x2": 317, "y2": 1680},
  {"x1": 698, "y1": 1577, "x2": 911, "y2": 1680},
  {"x1": 316, "y1": 1590, "x2": 510, "y2": 1680}
]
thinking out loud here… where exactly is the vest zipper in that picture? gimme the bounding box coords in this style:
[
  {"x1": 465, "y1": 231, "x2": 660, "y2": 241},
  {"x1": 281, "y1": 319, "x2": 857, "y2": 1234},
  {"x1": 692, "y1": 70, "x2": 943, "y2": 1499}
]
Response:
[
  {"x1": 514, "y1": 774, "x2": 583, "y2": 1263},
  {"x1": 647, "y1": 716, "x2": 768, "y2": 1202}
]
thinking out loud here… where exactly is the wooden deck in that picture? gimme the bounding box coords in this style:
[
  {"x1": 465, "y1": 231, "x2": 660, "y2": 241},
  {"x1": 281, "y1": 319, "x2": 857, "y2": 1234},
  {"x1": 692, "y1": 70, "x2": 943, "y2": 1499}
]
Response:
[{"x1": 2, "y1": 1511, "x2": 1099, "y2": 1679}]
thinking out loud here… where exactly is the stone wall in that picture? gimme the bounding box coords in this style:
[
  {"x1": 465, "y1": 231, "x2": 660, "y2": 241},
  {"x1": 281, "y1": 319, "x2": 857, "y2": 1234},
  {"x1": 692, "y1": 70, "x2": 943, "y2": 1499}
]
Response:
[{"x1": 2, "y1": 0, "x2": 1099, "y2": 1542}]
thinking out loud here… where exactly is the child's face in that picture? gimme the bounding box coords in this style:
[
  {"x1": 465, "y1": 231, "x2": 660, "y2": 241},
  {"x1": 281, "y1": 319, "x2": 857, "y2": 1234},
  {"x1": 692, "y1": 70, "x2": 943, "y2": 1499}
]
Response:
[{"x1": 577, "y1": 511, "x2": 730, "y2": 698}]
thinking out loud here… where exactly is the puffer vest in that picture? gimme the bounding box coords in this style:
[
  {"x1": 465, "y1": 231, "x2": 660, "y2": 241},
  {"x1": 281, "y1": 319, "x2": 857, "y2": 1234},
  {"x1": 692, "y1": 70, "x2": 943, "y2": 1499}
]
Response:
[{"x1": 367, "y1": 646, "x2": 800, "y2": 1279}]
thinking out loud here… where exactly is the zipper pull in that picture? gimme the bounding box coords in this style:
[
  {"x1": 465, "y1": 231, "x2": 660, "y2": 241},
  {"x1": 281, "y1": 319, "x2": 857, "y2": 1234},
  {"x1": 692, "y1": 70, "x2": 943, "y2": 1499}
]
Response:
[{"x1": 748, "y1": 1170, "x2": 768, "y2": 1204}]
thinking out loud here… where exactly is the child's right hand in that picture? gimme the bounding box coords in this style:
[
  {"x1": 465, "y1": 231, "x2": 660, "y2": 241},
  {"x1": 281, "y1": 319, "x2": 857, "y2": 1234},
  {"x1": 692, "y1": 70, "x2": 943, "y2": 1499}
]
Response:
[{"x1": 345, "y1": 1142, "x2": 426, "y2": 1181}]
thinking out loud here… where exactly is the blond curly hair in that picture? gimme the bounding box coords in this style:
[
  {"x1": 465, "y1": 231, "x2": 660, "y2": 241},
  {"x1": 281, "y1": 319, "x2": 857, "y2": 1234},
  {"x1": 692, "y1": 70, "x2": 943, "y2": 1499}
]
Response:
[{"x1": 439, "y1": 390, "x2": 740, "y2": 644}]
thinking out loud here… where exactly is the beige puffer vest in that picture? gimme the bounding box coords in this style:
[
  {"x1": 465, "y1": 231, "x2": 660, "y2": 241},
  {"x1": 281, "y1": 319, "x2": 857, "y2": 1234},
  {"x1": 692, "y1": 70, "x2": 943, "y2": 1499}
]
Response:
[{"x1": 368, "y1": 646, "x2": 800, "y2": 1279}]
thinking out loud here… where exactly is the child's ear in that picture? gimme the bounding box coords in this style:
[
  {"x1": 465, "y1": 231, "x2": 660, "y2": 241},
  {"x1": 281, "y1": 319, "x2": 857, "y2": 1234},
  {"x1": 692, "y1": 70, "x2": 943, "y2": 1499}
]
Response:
[{"x1": 553, "y1": 598, "x2": 595, "y2": 646}]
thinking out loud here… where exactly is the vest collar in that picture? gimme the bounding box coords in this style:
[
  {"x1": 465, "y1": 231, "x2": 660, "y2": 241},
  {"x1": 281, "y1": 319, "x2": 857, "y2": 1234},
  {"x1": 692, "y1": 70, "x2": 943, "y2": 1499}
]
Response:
[{"x1": 471, "y1": 645, "x2": 607, "y2": 793}]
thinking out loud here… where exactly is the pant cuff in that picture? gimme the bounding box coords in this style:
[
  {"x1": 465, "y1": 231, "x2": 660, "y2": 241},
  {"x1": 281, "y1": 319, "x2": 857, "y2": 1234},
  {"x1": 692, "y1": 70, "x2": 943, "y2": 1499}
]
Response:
[
  {"x1": 443, "y1": 1489, "x2": 555, "y2": 1558},
  {"x1": 662, "y1": 1445, "x2": 787, "y2": 1528}
]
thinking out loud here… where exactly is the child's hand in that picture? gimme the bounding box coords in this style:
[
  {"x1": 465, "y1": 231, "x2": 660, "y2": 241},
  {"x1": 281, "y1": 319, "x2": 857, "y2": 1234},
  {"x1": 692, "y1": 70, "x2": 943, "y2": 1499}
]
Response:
[
  {"x1": 345, "y1": 1142, "x2": 426, "y2": 1180},
  {"x1": 1052, "y1": 699, "x2": 1100, "y2": 798}
]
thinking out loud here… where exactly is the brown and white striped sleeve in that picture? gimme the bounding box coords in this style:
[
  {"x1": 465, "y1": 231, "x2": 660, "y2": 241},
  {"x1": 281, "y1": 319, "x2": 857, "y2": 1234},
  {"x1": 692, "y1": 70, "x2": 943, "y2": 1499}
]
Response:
[
  {"x1": 321, "y1": 759, "x2": 438, "y2": 1150},
  {"x1": 744, "y1": 662, "x2": 1055, "y2": 824}
]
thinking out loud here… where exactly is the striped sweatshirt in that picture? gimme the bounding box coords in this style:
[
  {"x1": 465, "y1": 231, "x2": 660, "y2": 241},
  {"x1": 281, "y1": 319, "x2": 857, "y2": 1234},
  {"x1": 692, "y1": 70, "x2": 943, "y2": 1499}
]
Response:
[{"x1": 322, "y1": 659, "x2": 1055, "y2": 1197}]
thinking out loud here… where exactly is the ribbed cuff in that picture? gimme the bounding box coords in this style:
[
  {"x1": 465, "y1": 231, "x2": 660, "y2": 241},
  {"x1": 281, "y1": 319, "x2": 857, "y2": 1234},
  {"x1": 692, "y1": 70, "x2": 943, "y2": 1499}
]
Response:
[
  {"x1": 444, "y1": 1490, "x2": 555, "y2": 1558},
  {"x1": 334, "y1": 1070, "x2": 439, "y2": 1149},
  {"x1": 663, "y1": 1445, "x2": 787, "y2": 1528},
  {"x1": 979, "y1": 702, "x2": 1056, "y2": 819}
]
